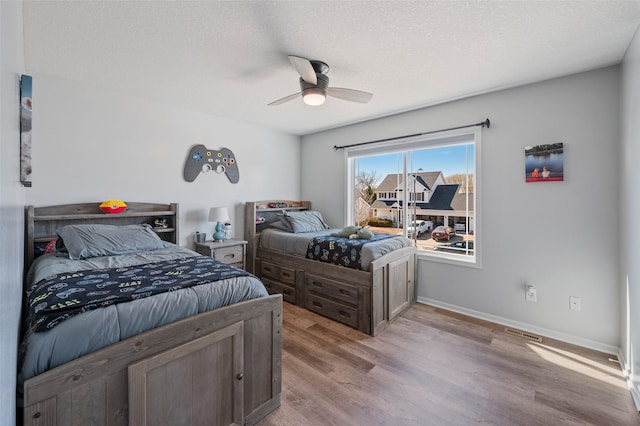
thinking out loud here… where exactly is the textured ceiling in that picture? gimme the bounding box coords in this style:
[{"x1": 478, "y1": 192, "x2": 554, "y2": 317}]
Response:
[{"x1": 22, "y1": 1, "x2": 640, "y2": 136}]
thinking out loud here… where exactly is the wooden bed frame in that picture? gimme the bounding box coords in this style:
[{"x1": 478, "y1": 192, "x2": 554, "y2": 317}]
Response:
[
  {"x1": 22, "y1": 202, "x2": 282, "y2": 426},
  {"x1": 245, "y1": 200, "x2": 416, "y2": 336}
]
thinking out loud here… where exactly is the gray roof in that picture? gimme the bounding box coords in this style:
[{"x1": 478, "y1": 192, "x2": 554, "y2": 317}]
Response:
[
  {"x1": 423, "y1": 184, "x2": 459, "y2": 210},
  {"x1": 375, "y1": 172, "x2": 442, "y2": 192},
  {"x1": 451, "y1": 191, "x2": 475, "y2": 211},
  {"x1": 371, "y1": 199, "x2": 398, "y2": 209},
  {"x1": 372, "y1": 184, "x2": 473, "y2": 212}
]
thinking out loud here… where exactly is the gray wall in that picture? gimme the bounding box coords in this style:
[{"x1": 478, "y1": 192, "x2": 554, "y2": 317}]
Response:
[
  {"x1": 25, "y1": 75, "x2": 301, "y2": 246},
  {"x1": 620, "y1": 25, "x2": 640, "y2": 407},
  {"x1": 0, "y1": 1, "x2": 26, "y2": 424},
  {"x1": 302, "y1": 67, "x2": 621, "y2": 353}
]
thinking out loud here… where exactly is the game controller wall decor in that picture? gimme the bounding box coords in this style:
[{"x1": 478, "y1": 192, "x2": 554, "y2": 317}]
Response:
[{"x1": 184, "y1": 144, "x2": 239, "y2": 184}]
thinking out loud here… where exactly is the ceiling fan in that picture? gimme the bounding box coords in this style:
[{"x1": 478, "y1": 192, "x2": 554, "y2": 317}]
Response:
[{"x1": 269, "y1": 55, "x2": 373, "y2": 106}]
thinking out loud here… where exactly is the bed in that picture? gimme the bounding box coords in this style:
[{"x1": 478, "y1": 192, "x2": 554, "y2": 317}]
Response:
[
  {"x1": 245, "y1": 200, "x2": 416, "y2": 336},
  {"x1": 20, "y1": 202, "x2": 282, "y2": 426}
]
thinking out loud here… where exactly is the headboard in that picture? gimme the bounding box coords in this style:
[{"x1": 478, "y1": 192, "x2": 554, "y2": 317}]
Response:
[
  {"x1": 25, "y1": 202, "x2": 179, "y2": 273},
  {"x1": 244, "y1": 200, "x2": 310, "y2": 274}
]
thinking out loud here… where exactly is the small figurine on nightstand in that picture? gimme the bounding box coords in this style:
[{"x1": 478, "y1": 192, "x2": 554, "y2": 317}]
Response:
[{"x1": 223, "y1": 222, "x2": 232, "y2": 240}]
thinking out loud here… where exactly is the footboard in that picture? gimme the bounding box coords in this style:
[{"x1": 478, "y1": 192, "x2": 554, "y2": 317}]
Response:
[
  {"x1": 370, "y1": 245, "x2": 416, "y2": 335},
  {"x1": 256, "y1": 246, "x2": 416, "y2": 336},
  {"x1": 22, "y1": 295, "x2": 282, "y2": 426}
]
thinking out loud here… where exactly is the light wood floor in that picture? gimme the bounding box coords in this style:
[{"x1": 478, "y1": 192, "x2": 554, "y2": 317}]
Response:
[{"x1": 257, "y1": 302, "x2": 640, "y2": 426}]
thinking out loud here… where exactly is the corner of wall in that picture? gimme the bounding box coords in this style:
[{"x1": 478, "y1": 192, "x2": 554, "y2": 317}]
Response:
[
  {"x1": 619, "y1": 20, "x2": 640, "y2": 412},
  {"x1": 0, "y1": 1, "x2": 26, "y2": 424}
]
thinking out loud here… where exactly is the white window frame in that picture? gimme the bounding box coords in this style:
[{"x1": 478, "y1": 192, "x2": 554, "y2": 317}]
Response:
[{"x1": 346, "y1": 127, "x2": 482, "y2": 268}]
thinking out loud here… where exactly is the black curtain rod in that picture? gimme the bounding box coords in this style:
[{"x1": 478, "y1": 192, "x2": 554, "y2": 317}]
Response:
[{"x1": 333, "y1": 118, "x2": 490, "y2": 151}]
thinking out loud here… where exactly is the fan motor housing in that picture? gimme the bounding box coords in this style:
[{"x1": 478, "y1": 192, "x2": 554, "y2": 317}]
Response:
[
  {"x1": 309, "y1": 60, "x2": 330, "y2": 75},
  {"x1": 300, "y1": 73, "x2": 329, "y2": 95}
]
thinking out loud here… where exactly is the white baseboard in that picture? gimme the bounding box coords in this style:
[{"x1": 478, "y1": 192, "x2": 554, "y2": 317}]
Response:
[
  {"x1": 617, "y1": 348, "x2": 640, "y2": 412},
  {"x1": 417, "y1": 297, "x2": 619, "y2": 355},
  {"x1": 629, "y1": 381, "x2": 640, "y2": 412}
]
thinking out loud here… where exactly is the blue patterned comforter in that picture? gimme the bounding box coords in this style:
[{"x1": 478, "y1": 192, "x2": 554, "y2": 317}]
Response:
[
  {"x1": 305, "y1": 233, "x2": 395, "y2": 270},
  {"x1": 19, "y1": 245, "x2": 268, "y2": 389},
  {"x1": 27, "y1": 256, "x2": 248, "y2": 332}
]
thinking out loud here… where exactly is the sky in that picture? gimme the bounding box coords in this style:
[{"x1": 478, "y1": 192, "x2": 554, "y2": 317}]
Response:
[{"x1": 354, "y1": 143, "x2": 474, "y2": 185}]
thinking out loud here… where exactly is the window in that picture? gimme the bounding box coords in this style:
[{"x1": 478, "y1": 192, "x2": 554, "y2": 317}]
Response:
[{"x1": 347, "y1": 128, "x2": 481, "y2": 265}]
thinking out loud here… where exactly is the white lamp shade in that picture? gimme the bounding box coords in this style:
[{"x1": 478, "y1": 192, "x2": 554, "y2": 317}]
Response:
[
  {"x1": 209, "y1": 207, "x2": 229, "y2": 223},
  {"x1": 303, "y1": 88, "x2": 326, "y2": 106}
]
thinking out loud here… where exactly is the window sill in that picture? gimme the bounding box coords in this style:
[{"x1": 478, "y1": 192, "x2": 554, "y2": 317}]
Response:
[{"x1": 416, "y1": 250, "x2": 482, "y2": 269}]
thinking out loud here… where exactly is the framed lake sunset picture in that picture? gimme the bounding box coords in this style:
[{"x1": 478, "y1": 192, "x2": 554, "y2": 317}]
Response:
[{"x1": 525, "y1": 143, "x2": 564, "y2": 183}]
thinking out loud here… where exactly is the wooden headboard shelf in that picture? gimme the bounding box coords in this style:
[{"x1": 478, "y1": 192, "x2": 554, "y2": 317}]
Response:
[
  {"x1": 25, "y1": 201, "x2": 179, "y2": 273},
  {"x1": 244, "y1": 200, "x2": 310, "y2": 274}
]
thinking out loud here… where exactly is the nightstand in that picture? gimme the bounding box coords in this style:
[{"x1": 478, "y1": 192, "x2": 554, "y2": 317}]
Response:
[{"x1": 194, "y1": 239, "x2": 247, "y2": 270}]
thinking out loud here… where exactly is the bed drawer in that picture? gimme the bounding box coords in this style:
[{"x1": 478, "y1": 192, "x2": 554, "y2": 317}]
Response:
[
  {"x1": 306, "y1": 273, "x2": 358, "y2": 305},
  {"x1": 260, "y1": 261, "x2": 296, "y2": 285},
  {"x1": 306, "y1": 293, "x2": 359, "y2": 329},
  {"x1": 261, "y1": 277, "x2": 296, "y2": 304}
]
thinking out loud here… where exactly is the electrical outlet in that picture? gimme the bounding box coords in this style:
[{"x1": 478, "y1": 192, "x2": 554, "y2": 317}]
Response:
[
  {"x1": 570, "y1": 296, "x2": 581, "y2": 311},
  {"x1": 525, "y1": 285, "x2": 537, "y2": 302}
]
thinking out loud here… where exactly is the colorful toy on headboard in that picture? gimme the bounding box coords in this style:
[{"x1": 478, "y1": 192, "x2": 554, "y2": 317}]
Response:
[
  {"x1": 99, "y1": 200, "x2": 127, "y2": 214},
  {"x1": 268, "y1": 202, "x2": 287, "y2": 208},
  {"x1": 184, "y1": 144, "x2": 239, "y2": 183}
]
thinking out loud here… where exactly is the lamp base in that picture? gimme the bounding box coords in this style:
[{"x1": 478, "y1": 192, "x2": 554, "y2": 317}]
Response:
[{"x1": 213, "y1": 222, "x2": 225, "y2": 242}]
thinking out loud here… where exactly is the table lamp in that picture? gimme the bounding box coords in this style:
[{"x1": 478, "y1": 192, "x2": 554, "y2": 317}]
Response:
[{"x1": 209, "y1": 207, "x2": 229, "y2": 242}]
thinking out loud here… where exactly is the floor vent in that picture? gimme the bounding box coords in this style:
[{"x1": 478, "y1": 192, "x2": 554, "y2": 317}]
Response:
[{"x1": 504, "y1": 327, "x2": 543, "y2": 342}]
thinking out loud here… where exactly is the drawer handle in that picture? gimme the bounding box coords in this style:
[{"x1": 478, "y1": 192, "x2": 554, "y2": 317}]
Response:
[
  {"x1": 313, "y1": 301, "x2": 323, "y2": 308},
  {"x1": 282, "y1": 272, "x2": 291, "y2": 278},
  {"x1": 339, "y1": 310, "x2": 351, "y2": 318},
  {"x1": 339, "y1": 289, "x2": 351, "y2": 296},
  {"x1": 263, "y1": 266, "x2": 272, "y2": 273},
  {"x1": 311, "y1": 281, "x2": 323, "y2": 288},
  {"x1": 223, "y1": 253, "x2": 236, "y2": 260},
  {"x1": 236, "y1": 372, "x2": 244, "y2": 380}
]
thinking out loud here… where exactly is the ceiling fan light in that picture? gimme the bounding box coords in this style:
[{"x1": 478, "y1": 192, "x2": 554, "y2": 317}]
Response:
[{"x1": 303, "y1": 88, "x2": 326, "y2": 106}]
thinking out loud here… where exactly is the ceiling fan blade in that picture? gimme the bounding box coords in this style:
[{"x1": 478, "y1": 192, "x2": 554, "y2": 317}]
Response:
[
  {"x1": 268, "y1": 92, "x2": 301, "y2": 106},
  {"x1": 288, "y1": 55, "x2": 317, "y2": 85},
  {"x1": 327, "y1": 87, "x2": 373, "y2": 103}
]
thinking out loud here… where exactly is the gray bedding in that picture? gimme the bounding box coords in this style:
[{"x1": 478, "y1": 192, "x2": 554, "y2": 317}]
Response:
[
  {"x1": 259, "y1": 228, "x2": 411, "y2": 271},
  {"x1": 19, "y1": 244, "x2": 268, "y2": 389}
]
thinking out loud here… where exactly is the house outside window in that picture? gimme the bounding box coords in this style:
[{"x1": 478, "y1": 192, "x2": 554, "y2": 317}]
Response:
[
  {"x1": 411, "y1": 192, "x2": 425, "y2": 202},
  {"x1": 347, "y1": 128, "x2": 481, "y2": 266}
]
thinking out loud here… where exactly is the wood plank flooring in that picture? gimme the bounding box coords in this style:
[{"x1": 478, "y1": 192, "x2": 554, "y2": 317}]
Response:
[{"x1": 257, "y1": 302, "x2": 640, "y2": 426}]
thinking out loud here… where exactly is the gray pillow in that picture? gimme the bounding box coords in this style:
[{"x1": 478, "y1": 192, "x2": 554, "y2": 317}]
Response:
[
  {"x1": 279, "y1": 210, "x2": 330, "y2": 233},
  {"x1": 56, "y1": 224, "x2": 170, "y2": 259},
  {"x1": 269, "y1": 220, "x2": 293, "y2": 232}
]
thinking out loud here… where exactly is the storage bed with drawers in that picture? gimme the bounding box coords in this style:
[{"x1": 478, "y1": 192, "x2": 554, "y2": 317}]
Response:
[{"x1": 245, "y1": 200, "x2": 416, "y2": 336}]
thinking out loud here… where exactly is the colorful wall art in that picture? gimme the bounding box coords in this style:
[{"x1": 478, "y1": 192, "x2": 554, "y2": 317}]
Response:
[
  {"x1": 525, "y1": 143, "x2": 564, "y2": 183},
  {"x1": 20, "y1": 74, "x2": 33, "y2": 187}
]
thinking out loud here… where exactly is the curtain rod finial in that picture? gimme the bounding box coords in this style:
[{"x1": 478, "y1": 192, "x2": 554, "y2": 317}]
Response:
[{"x1": 483, "y1": 118, "x2": 491, "y2": 128}]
